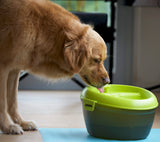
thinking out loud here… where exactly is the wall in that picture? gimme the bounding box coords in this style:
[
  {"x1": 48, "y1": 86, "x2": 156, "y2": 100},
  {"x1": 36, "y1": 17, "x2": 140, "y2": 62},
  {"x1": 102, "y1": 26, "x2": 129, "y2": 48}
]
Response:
[
  {"x1": 112, "y1": 0, "x2": 134, "y2": 85},
  {"x1": 113, "y1": 0, "x2": 160, "y2": 88},
  {"x1": 133, "y1": 7, "x2": 160, "y2": 88}
]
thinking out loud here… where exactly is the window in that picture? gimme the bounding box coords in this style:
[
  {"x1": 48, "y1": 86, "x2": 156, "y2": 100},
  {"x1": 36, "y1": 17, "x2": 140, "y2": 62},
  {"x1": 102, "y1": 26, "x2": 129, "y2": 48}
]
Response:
[{"x1": 52, "y1": 0, "x2": 111, "y2": 27}]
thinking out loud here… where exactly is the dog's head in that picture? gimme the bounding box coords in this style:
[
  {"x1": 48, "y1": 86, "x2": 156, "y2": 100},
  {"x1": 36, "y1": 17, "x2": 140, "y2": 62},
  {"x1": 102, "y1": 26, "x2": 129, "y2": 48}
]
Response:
[{"x1": 64, "y1": 25, "x2": 110, "y2": 88}]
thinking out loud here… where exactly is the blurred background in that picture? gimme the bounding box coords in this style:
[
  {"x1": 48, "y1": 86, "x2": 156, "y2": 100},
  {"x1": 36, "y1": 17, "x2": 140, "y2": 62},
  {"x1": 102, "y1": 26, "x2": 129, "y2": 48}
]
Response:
[{"x1": 19, "y1": 0, "x2": 160, "y2": 91}]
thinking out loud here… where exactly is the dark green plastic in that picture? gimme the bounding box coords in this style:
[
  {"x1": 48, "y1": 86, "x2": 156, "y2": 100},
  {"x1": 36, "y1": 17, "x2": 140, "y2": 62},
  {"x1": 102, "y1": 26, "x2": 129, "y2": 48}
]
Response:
[{"x1": 81, "y1": 84, "x2": 158, "y2": 140}]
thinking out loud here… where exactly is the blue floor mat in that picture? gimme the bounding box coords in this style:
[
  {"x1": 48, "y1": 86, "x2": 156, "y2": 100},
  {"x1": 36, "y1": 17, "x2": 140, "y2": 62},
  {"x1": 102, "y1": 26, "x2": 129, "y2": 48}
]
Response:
[{"x1": 39, "y1": 128, "x2": 160, "y2": 142}]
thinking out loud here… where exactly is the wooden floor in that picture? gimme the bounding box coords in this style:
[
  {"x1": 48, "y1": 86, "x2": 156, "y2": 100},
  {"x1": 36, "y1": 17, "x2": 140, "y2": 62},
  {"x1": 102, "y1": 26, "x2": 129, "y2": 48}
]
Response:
[{"x1": 0, "y1": 90, "x2": 160, "y2": 142}]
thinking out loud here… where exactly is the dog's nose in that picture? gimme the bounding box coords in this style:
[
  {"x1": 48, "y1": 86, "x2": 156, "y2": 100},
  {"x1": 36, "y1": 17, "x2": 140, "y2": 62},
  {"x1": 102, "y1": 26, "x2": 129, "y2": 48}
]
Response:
[{"x1": 102, "y1": 77, "x2": 110, "y2": 85}]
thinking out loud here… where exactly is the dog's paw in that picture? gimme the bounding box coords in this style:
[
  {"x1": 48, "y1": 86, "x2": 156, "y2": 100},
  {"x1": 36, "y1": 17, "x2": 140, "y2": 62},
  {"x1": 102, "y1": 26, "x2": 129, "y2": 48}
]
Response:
[
  {"x1": 21, "y1": 120, "x2": 38, "y2": 131},
  {"x1": 2, "y1": 124, "x2": 23, "y2": 135}
]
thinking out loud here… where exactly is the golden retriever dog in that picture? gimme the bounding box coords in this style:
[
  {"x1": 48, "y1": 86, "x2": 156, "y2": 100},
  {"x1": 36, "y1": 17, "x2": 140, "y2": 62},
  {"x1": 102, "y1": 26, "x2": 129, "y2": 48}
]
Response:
[{"x1": 0, "y1": 0, "x2": 110, "y2": 134}]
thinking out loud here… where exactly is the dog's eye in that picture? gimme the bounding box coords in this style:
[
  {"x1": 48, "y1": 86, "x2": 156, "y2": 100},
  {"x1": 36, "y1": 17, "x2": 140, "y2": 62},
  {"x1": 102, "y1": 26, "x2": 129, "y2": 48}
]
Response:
[{"x1": 94, "y1": 58, "x2": 101, "y2": 63}]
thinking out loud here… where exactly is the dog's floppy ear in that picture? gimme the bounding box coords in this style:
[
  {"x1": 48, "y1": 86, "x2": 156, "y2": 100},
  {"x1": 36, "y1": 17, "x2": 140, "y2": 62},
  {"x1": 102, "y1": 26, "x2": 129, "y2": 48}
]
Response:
[{"x1": 64, "y1": 25, "x2": 90, "y2": 73}]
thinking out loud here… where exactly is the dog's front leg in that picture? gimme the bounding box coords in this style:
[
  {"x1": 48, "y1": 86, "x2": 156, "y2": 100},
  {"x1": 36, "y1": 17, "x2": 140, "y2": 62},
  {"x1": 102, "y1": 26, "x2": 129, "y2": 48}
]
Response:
[
  {"x1": 0, "y1": 69, "x2": 23, "y2": 134},
  {"x1": 7, "y1": 70, "x2": 37, "y2": 132}
]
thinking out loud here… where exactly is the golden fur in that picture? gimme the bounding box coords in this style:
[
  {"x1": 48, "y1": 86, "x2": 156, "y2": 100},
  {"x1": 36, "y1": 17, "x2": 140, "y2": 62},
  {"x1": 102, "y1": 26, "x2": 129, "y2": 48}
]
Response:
[{"x1": 0, "y1": 0, "x2": 109, "y2": 134}]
